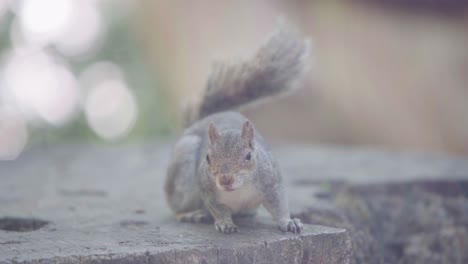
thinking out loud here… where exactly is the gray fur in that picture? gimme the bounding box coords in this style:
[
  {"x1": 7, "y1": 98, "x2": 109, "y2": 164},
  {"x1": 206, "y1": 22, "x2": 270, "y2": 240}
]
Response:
[{"x1": 165, "y1": 24, "x2": 308, "y2": 234}]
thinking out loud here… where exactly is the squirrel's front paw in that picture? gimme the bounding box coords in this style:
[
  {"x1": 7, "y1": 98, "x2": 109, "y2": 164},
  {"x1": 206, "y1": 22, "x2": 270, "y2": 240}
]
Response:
[
  {"x1": 215, "y1": 221, "x2": 239, "y2": 234},
  {"x1": 279, "y1": 218, "x2": 303, "y2": 233}
]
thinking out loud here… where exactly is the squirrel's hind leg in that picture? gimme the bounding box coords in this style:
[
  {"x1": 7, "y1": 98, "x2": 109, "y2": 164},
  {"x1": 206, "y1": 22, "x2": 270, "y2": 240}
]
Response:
[
  {"x1": 176, "y1": 209, "x2": 213, "y2": 223},
  {"x1": 165, "y1": 135, "x2": 204, "y2": 214}
]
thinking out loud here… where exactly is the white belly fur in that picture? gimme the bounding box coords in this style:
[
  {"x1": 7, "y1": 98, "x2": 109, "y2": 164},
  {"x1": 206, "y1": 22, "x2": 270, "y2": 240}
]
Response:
[{"x1": 217, "y1": 184, "x2": 263, "y2": 213}]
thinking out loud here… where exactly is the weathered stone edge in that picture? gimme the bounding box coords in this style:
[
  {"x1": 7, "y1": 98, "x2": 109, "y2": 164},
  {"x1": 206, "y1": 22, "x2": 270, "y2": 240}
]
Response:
[{"x1": 3, "y1": 228, "x2": 350, "y2": 264}]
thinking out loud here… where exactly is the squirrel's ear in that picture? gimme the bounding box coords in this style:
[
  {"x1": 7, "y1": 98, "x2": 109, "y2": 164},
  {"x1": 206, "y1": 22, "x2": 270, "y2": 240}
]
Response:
[
  {"x1": 208, "y1": 123, "x2": 219, "y2": 144},
  {"x1": 241, "y1": 121, "x2": 254, "y2": 147}
]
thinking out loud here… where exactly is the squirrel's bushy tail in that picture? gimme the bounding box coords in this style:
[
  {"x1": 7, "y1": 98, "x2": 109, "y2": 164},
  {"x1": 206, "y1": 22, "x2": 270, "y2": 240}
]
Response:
[{"x1": 184, "y1": 23, "x2": 310, "y2": 127}]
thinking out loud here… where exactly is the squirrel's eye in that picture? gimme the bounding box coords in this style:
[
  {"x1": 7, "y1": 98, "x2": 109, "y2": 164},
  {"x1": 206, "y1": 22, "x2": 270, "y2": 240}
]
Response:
[
  {"x1": 245, "y1": 152, "x2": 251, "y2": 161},
  {"x1": 206, "y1": 154, "x2": 211, "y2": 164}
]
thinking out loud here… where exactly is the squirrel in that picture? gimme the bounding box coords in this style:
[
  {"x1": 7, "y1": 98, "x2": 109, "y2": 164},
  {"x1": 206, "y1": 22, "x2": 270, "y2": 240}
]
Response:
[{"x1": 164, "y1": 23, "x2": 309, "y2": 234}]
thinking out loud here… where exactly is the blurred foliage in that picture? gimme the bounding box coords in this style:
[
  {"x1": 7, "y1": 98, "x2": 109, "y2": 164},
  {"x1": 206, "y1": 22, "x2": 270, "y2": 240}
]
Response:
[{"x1": 0, "y1": 4, "x2": 171, "y2": 147}]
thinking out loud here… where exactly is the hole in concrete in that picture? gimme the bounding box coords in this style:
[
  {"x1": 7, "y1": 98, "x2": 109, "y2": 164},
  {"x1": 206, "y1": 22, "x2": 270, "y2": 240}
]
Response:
[
  {"x1": 59, "y1": 189, "x2": 108, "y2": 197},
  {"x1": 120, "y1": 220, "x2": 148, "y2": 228},
  {"x1": 134, "y1": 209, "x2": 146, "y2": 214},
  {"x1": 0, "y1": 217, "x2": 49, "y2": 232},
  {"x1": 314, "y1": 190, "x2": 332, "y2": 199},
  {"x1": 0, "y1": 240, "x2": 23, "y2": 245}
]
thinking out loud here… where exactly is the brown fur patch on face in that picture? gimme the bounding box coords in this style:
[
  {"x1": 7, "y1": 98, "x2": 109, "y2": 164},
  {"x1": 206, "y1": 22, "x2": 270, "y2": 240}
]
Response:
[
  {"x1": 241, "y1": 121, "x2": 254, "y2": 148},
  {"x1": 208, "y1": 123, "x2": 219, "y2": 145},
  {"x1": 206, "y1": 130, "x2": 255, "y2": 188}
]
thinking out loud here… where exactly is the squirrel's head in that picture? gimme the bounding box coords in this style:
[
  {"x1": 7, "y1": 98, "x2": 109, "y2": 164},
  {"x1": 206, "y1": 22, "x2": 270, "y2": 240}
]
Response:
[{"x1": 205, "y1": 121, "x2": 255, "y2": 192}]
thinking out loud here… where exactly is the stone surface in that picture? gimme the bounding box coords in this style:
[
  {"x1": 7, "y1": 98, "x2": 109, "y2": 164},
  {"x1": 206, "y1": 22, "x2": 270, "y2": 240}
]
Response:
[
  {"x1": 287, "y1": 147, "x2": 468, "y2": 264},
  {"x1": 0, "y1": 144, "x2": 351, "y2": 264},
  {"x1": 2, "y1": 143, "x2": 468, "y2": 263}
]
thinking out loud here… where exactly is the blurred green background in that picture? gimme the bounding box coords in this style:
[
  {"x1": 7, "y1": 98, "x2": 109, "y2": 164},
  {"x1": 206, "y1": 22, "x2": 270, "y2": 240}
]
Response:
[
  {"x1": 1, "y1": 0, "x2": 468, "y2": 160},
  {"x1": 0, "y1": 0, "x2": 170, "y2": 158}
]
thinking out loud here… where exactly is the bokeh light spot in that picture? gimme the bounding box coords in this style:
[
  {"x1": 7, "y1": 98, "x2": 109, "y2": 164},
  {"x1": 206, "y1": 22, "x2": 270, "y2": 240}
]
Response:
[
  {"x1": 84, "y1": 74, "x2": 138, "y2": 141},
  {"x1": 3, "y1": 49, "x2": 80, "y2": 126},
  {"x1": 19, "y1": 0, "x2": 73, "y2": 45},
  {"x1": 55, "y1": 0, "x2": 104, "y2": 57}
]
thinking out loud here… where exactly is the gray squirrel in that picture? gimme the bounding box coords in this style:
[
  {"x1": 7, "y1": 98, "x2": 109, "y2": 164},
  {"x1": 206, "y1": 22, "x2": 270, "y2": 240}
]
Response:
[{"x1": 164, "y1": 23, "x2": 309, "y2": 234}]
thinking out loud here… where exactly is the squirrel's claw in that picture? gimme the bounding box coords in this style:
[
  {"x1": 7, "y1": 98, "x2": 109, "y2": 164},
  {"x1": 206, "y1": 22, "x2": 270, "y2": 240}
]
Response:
[
  {"x1": 279, "y1": 218, "x2": 303, "y2": 233},
  {"x1": 215, "y1": 221, "x2": 239, "y2": 234}
]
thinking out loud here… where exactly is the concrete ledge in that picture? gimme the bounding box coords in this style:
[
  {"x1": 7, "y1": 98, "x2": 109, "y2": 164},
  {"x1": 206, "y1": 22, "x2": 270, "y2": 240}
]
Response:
[
  {"x1": 0, "y1": 219, "x2": 349, "y2": 264},
  {"x1": 0, "y1": 144, "x2": 351, "y2": 264},
  {"x1": 4, "y1": 143, "x2": 467, "y2": 263}
]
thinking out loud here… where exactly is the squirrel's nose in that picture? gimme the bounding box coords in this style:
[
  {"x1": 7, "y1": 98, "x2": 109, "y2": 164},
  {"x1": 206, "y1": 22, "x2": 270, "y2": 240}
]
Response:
[{"x1": 219, "y1": 174, "x2": 233, "y2": 186}]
